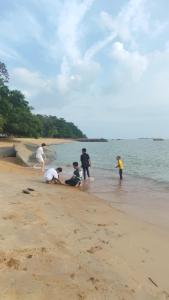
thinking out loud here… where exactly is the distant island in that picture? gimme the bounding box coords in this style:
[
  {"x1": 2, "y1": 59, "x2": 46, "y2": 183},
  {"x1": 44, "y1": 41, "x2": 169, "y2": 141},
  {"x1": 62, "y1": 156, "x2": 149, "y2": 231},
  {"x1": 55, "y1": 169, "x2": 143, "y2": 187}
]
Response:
[
  {"x1": 153, "y1": 138, "x2": 164, "y2": 141},
  {"x1": 138, "y1": 138, "x2": 164, "y2": 141},
  {"x1": 77, "y1": 138, "x2": 108, "y2": 142}
]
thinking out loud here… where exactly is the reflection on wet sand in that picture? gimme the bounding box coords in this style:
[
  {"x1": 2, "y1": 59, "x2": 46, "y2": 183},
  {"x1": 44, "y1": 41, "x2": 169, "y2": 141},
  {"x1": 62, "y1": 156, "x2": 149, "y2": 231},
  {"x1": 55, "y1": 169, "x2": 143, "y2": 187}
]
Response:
[{"x1": 80, "y1": 168, "x2": 169, "y2": 229}]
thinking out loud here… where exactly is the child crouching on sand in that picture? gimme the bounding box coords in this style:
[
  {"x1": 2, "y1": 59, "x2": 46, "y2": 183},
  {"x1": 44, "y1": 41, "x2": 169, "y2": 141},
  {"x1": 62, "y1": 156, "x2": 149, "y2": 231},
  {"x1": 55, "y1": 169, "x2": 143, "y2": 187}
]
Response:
[
  {"x1": 44, "y1": 167, "x2": 62, "y2": 184},
  {"x1": 116, "y1": 156, "x2": 124, "y2": 180},
  {"x1": 65, "y1": 162, "x2": 82, "y2": 187}
]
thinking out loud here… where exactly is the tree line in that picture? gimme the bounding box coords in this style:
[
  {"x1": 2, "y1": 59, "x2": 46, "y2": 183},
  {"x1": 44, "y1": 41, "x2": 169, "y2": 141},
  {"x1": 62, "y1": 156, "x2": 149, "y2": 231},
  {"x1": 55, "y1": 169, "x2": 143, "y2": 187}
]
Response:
[{"x1": 0, "y1": 62, "x2": 86, "y2": 138}]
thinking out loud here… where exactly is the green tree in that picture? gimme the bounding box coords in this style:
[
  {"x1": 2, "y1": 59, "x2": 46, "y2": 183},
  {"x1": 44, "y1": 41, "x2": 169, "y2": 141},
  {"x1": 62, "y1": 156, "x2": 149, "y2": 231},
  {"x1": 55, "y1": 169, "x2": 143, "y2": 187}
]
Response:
[
  {"x1": 0, "y1": 62, "x2": 9, "y2": 86},
  {"x1": 3, "y1": 90, "x2": 41, "y2": 137},
  {"x1": 0, "y1": 61, "x2": 86, "y2": 138},
  {"x1": 0, "y1": 115, "x2": 5, "y2": 132}
]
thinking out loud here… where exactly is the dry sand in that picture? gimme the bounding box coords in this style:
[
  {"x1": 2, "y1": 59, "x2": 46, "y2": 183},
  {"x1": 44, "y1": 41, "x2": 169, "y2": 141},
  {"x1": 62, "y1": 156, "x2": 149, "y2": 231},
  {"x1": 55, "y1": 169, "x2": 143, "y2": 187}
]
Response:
[
  {"x1": 0, "y1": 140, "x2": 169, "y2": 299},
  {"x1": 13, "y1": 137, "x2": 72, "y2": 145}
]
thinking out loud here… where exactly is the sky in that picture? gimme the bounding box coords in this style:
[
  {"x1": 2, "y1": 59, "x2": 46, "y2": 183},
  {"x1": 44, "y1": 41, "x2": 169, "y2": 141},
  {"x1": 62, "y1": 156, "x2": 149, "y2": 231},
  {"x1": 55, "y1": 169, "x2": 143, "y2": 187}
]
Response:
[{"x1": 0, "y1": 0, "x2": 169, "y2": 138}]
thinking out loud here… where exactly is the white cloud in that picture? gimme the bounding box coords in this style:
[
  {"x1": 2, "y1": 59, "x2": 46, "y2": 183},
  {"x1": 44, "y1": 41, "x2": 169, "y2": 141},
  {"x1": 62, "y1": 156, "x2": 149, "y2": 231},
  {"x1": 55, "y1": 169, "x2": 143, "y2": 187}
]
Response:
[
  {"x1": 1, "y1": 0, "x2": 169, "y2": 137},
  {"x1": 10, "y1": 60, "x2": 100, "y2": 111},
  {"x1": 57, "y1": 0, "x2": 95, "y2": 63},
  {"x1": 0, "y1": 46, "x2": 20, "y2": 61},
  {"x1": 83, "y1": 0, "x2": 149, "y2": 62},
  {"x1": 10, "y1": 68, "x2": 54, "y2": 106},
  {"x1": 111, "y1": 42, "x2": 148, "y2": 80},
  {"x1": 100, "y1": 0, "x2": 149, "y2": 43},
  {"x1": 84, "y1": 34, "x2": 116, "y2": 62},
  {"x1": 11, "y1": 68, "x2": 48, "y2": 90}
]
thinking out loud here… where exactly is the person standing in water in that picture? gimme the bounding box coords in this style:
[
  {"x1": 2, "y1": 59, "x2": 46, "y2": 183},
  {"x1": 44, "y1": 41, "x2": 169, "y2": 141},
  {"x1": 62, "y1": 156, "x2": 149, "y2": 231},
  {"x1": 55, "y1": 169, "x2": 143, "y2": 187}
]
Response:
[
  {"x1": 35, "y1": 143, "x2": 46, "y2": 172},
  {"x1": 116, "y1": 155, "x2": 124, "y2": 180},
  {"x1": 80, "y1": 148, "x2": 91, "y2": 180}
]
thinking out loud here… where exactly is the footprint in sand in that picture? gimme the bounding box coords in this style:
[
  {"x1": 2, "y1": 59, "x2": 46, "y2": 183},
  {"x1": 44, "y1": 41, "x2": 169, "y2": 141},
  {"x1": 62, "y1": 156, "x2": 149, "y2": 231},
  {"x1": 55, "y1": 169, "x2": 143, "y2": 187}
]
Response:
[
  {"x1": 77, "y1": 292, "x2": 86, "y2": 300},
  {"x1": 88, "y1": 277, "x2": 100, "y2": 285},
  {"x1": 113, "y1": 222, "x2": 119, "y2": 226},
  {"x1": 117, "y1": 233, "x2": 126, "y2": 238},
  {"x1": 70, "y1": 273, "x2": 75, "y2": 279},
  {"x1": 55, "y1": 240, "x2": 66, "y2": 248},
  {"x1": 3, "y1": 214, "x2": 18, "y2": 220},
  {"x1": 100, "y1": 239, "x2": 109, "y2": 245},
  {"x1": 0, "y1": 256, "x2": 6, "y2": 264},
  {"x1": 86, "y1": 246, "x2": 102, "y2": 254},
  {"x1": 41, "y1": 247, "x2": 47, "y2": 253},
  {"x1": 6, "y1": 258, "x2": 20, "y2": 270},
  {"x1": 142, "y1": 247, "x2": 149, "y2": 254},
  {"x1": 162, "y1": 291, "x2": 169, "y2": 299}
]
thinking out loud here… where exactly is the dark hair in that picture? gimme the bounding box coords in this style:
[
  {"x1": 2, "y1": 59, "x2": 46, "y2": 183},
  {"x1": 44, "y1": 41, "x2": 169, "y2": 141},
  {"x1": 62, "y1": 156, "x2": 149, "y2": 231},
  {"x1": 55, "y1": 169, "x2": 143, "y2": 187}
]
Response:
[
  {"x1": 116, "y1": 155, "x2": 121, "y2": 160},
  {"x1": 82, "y1": 148, "x2": 86, "y2": 153},
  {"x1": 73, "y1": 162, "x2": 78, "y2": 167},
  {"x1": 41, "y1": 143, "x2": 46, "y2": 147},
  {"x1": 56, "y1": 167, "x2": 62, "y2": 173}
]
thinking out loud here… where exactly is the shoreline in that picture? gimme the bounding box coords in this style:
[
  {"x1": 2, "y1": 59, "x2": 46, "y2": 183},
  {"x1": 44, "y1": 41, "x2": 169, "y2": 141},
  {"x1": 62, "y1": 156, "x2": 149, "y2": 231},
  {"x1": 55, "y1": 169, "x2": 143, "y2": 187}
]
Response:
[
  {"x1": 0, "y1": 140, "x2": 169, "y2": 299},
  {"x1": 5, "y1": 138, "x2": 169, "y2": 230},
  {"x1": 51, "y1": 142, "x2": 169, "y2": 230},
  {"x1": 83, "y1": 167, "x2": 169, "y2": 230}
]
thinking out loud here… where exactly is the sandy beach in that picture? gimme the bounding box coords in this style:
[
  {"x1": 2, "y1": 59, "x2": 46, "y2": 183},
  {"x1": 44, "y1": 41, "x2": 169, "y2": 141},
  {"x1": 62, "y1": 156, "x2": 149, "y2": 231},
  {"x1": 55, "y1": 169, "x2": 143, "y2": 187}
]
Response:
[{"x1": 0, "y1": 139, "x2": 169, "y2": 300}]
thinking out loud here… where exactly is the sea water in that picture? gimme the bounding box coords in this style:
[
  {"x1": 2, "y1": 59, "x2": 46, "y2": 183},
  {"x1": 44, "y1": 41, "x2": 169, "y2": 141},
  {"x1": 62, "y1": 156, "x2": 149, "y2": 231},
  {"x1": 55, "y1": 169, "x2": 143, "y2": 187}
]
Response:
[
  {"x1": 49, "y1": 140, "x2": 169, "y2": 228},
  {"x1": 50, "y1": 139, "x2": 169, "y2": 183}
]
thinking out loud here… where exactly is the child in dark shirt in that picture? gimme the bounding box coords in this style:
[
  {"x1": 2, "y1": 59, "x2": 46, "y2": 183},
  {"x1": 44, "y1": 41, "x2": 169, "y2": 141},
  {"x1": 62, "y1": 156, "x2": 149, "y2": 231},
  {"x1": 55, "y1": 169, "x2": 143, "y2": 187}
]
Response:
[
  {"x1": 80, "y1": 148, "x2": 91, "y2": 180},
  {"x1": 65, "y1": 162, "x2": 82, "y2": 186}
]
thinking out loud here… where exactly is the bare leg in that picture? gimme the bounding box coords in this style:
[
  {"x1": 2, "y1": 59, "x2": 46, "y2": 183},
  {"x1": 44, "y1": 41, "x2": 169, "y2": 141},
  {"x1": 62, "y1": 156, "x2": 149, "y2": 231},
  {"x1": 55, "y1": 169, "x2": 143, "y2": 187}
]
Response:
[
  {"x1": 86, "y1": 167, "x2": 90, "y2": 177},
  {"x1": 83, "y1": 167, "x2": 86, "y2": 180},
  {"x1": 41, "y1": 161, "x2": 45, "y2": 172},
  {"x1": 119, "y1": 169, "x2": 123, "y2": 180}
]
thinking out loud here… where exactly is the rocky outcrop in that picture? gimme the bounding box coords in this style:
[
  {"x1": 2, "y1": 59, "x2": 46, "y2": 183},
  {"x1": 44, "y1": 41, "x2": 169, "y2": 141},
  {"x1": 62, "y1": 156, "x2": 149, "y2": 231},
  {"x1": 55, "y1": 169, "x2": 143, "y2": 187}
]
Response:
[
  {"x1": 0, "y1": 146, "x2": 16, "y2": 158},
  {"x1": 14, "y1": 143, "x2": 34, "y2": 166},
  {"x1": 14, "y1": 143, "x2": 56, "y2": 166}
]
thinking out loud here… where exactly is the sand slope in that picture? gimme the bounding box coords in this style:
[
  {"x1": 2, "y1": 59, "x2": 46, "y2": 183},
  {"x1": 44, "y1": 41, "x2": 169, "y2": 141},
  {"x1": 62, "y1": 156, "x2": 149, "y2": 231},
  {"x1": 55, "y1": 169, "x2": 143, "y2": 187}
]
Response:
[{"x1": 0, "y1": 157, "x2": 168, "y2": 299}]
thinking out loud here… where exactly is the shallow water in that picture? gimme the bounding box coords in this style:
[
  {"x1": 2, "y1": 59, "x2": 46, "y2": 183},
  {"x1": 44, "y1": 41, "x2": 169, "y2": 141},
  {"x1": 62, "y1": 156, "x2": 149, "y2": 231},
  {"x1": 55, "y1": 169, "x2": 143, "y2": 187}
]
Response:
[
  {"x1": 50, "y1": 140, "x2": 169, "y2": 183},
  {"x1": 48, "y1": 140, "x2": 169, "y2": 229}
]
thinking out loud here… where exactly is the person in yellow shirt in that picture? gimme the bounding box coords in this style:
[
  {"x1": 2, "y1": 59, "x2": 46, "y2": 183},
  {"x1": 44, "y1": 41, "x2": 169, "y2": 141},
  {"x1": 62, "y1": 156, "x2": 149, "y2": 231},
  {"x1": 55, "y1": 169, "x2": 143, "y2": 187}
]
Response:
[{"x1": 116, "y1": 155, "x2": 124, "y2": 180}]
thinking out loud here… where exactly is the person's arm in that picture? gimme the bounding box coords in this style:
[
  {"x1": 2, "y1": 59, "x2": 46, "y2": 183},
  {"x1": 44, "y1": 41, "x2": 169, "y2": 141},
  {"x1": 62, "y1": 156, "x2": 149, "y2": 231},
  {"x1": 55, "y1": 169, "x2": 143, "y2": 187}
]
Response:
[
  {"x1": 88, "y1": 154, "x2": 91, "y2": 167},
  {"x1": 80, "y1": 154, "x2": 83, "y2": 167},
  {"x1": 53, "y1": 170, "x2": 62, "y2": 184},
  {"x1": 54, "y1": 178, "x2": 62, "y2": 184},
  {"x1": 72, "y1": 170, "x2": 77, "y2": 178}
]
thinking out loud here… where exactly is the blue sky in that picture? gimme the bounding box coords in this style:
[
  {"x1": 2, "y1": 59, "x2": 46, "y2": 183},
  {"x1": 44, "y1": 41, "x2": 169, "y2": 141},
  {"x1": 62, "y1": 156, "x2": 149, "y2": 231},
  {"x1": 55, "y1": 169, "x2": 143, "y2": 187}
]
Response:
[{"x1": 0, "y1": 0, "x2": 169, "y2": 138}]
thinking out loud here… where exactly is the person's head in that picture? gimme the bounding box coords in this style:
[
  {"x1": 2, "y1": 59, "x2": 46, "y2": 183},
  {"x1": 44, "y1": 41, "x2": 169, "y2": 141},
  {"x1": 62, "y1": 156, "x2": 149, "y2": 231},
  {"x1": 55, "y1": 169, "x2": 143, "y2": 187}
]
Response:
[
  {"x1": 82, "y1": 148, "x2": 86, "y2": 153},
  {"x1": 116, "y1": 155, "x2": 121, "y2": 160},
  {"x1": 56, "y1": 167, "x2": 62, "y2": 173},
  {"x1": 41, "y1": 143, "x2": 46, "y2": 147},
  {"x1": 73, "y1": 161, "x2": 78, "y2": 169}
]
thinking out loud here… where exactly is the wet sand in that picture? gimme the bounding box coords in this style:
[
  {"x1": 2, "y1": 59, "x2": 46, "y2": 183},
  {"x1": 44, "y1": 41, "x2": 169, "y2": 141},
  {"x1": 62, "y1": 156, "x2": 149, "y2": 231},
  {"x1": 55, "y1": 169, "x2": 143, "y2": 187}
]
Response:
[
  {"x1": 0, "y1": 141, "x2": 169, "y2": 299},
  {"x1": 81, "y1": 168, "x2": 169, "y2": 230}
]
